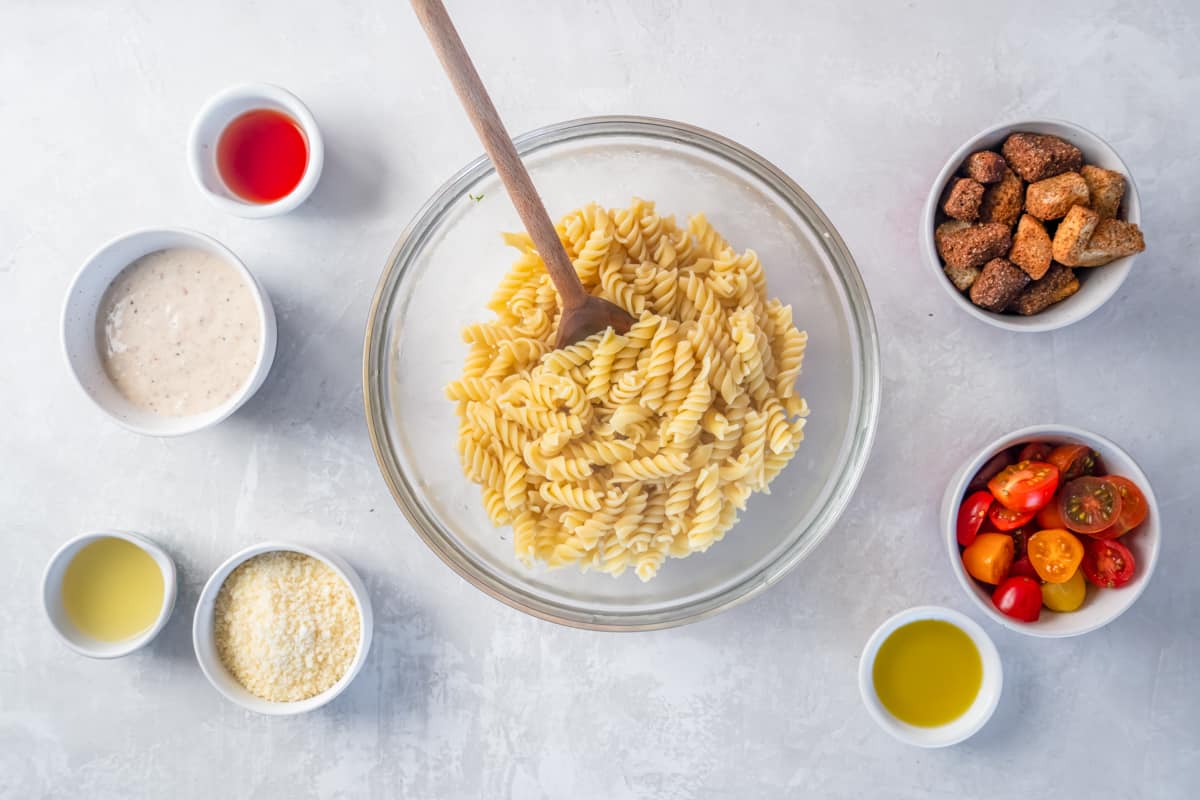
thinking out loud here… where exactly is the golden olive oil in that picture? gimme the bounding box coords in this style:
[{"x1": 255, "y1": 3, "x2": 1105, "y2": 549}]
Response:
[
  {"x1": 61, "y1": 537, "x2": 164, "y2": 641},
  {"x1": 872, "y1": 620, "x2": 982, "y2": 727}
]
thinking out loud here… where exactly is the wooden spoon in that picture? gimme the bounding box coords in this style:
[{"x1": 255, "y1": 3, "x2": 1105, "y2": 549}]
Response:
[{"x1": 410, "y1": 0, "x2": 635, "y2": 348}]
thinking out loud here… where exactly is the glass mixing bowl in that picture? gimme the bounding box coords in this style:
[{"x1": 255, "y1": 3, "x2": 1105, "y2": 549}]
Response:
[{"x1": 364, "y1": 116, "x2": 879, "y2": 630}]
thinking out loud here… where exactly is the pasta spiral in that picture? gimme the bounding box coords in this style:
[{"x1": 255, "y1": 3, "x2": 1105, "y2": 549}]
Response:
[{"x1": 449, "y1": 199, "x2": 809, "y2": 581}]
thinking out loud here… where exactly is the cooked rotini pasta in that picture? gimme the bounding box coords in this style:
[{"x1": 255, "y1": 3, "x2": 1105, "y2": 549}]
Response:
[{"x1": 447, "y1": 199, "x2": 809, "y2": 581}]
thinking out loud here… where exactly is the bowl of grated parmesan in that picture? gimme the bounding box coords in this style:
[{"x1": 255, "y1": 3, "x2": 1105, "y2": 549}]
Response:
[{"x1": 192, "y1": 542, "x2": 373, "y2": 714}]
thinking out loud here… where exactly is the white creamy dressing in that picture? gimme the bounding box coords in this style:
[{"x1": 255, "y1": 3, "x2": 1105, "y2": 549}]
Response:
[{"x1": 97, "y1": 247, "x2": 260, "y2": 416}]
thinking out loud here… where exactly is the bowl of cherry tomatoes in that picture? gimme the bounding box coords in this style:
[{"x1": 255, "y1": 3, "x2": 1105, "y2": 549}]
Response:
[{"x1": 942, "y1": 425, "x2": 1160, "y2": 637}]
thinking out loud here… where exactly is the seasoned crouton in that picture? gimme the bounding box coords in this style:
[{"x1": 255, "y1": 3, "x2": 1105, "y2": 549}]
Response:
[
  {"x1": 1080, "y1": 165, "x2": 1126, "y2": 219},
  {"x1": 935, "y1": 220, "x2": 970, "y2": 250},
  {"x1": 1051, "y1": 205, "x2": 1101, "y2": 266},
  {"x1": 1072, "y1": 219, "x2": 1146, "y2": 267},
  {"x1": 938, "y1": 223, "x2": 1012, "y2": 270},
  {"x1": 1008, "y1": 264, "x2": 1080, "y2": 315},
  {"x1": 942, "y1": 178, "x2": 985, "y2": 221},
  {"x1": 970, "y1": 258, "x2": 1031, "y2": 312},
  {"x1": 1025, "y1": 172, "x2": 1090, "y2": 220},
  {"x1": 1008, "y1": 214, "x2": 1053, "y2": 279},
  {"x1": 964, "y1": 151, "x2": 1007, "y2": 184},
  {"x1": 944, "y1": 263, "x2": 981, "y2": 292},
  {"x1": 979, "y1": 168, "x2": 1024, "y2": 227},
  {"x1": 1001, "y1": 132, "x2": 1083, "y2": 182}
]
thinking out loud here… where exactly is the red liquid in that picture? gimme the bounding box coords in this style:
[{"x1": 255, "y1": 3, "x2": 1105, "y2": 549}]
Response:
[{"x1": 216, "y1": 109, "x2": 309, "y2": 203}]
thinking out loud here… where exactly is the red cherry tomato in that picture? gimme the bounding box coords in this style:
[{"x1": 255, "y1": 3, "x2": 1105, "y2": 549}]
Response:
[
  {"x1": 1018, "y1": 442, "x2": 1052, "y2": 463},
  {"x1": 1081, "y1": 539, "x2": 1136, "y2": 589},
  {"x1": 992, "y1": 576, "x2": 1043, "y2": 622},
  {"x1": 988, "y1": 504, "x2": 1035, "y2": 531},
  {"x1": 957, "y1": 491, "x2": 993, "y2": 547},
  {"x1": 1009, "y1": 556, "x2": 1040, "y2": 581},
  {"x1": 1091, "y1": 476, "x2": 1149, "y2": 540},
  {"x1": 988, "y1": 461, "x2": 1060, "y2": 512}
]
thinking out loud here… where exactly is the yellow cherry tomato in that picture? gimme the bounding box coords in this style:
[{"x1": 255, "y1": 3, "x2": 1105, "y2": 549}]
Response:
[
  {"x1": 1028, "y1": 528, "x2": 1084, "y2": 584},
  {"x1": 962, "y1": 533, "x2": 1014, "y2": 585},
  {"x1": 1041, "y1": 568, "x2": 1086, "y2": 612}
]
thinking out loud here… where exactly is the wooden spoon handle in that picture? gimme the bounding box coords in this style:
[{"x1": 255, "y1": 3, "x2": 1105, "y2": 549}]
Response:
[{"x1": 410, "y1": 0, "x2": 588, "y2": 309}]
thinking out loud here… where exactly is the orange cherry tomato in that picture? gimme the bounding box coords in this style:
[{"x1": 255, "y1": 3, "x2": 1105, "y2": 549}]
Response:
[
  {"x1": 1036, "y1": 500, "x2": 1069, "y2": 530},
  {"x1": 1091, "y1": 476, "x2": 1149, "y2": 540},
  {"x1": 962, "y1": 533, "x2": 1015, "y2": 585},
  {"x1": 1027, "y1": 528, "x2": 1084, "y2": 584},
  {"x1": 988, "y1": 461, "x2": 1060, "y2": 512}
]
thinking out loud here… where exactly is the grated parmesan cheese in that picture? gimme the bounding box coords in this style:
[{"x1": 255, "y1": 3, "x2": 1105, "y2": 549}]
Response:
[{"x1": 213, "y1": 551, "x2": 361, "y2": 702}]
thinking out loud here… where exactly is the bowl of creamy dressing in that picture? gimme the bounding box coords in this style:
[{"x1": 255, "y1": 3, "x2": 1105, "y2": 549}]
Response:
[{"x1": 62, "y1": 228, "x2": 277, "y2": 436}]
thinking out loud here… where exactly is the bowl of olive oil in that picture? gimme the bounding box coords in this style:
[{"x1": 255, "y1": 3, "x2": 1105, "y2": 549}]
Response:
[
  {"x1": 858, "y1": 606, "x2": 1003, "y2": 747},
  {"x1": 42, "y1": 531, "x2": 176, "y2": 658}
]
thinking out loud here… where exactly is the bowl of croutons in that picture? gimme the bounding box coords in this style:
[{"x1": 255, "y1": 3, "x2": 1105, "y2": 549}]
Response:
[{"x1": 922, "y1": 120, "x2": 1145, "y2": 331}]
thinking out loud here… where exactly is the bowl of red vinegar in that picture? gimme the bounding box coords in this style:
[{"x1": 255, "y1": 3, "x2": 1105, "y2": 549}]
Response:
[{"x1": 188, "y1": 83, "x2": 324, "y2": 218}]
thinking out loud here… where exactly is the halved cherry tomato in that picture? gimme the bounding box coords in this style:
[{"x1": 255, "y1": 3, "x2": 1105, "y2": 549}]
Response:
[
  {"x1": 1009, "y1": 556, "x2": 1040, "y2": 581},
  {"x1": 957, "y1": 491, "x2": 993, "y2": 547},
  {"x1": 1010, "y1": 527, "x2": 1032, "y2": 560},
  {"x1": 1041, "y1": 569, "x2": 1086, "y2": 612},
  {"x1": 988, "y1": 461, "x2": 1060, "y2": 512},
  {"x1": 967, "y1": 451, "x2": 1014, "y2": 494},
  {"x1": 962, "y1": 533, "x2": 1014, "y2": 585},
  {"x1": 1091, "y1": 476, "x2": 1148, "y2": 540},
  {"x1": 1059, "y1": 477, "x2": 1123, "y2": 535},
  {"x1": 988, "y1": 504, "x2": 1035, "y2": 531},
  {"x1": 1027, "y1": 528, "x2": 1084, "y2": 583},
  {"x1": 1036, "y1": 500, "x2": 1069, "y2": 530},
  {"x1": 1047, "y1": 444, "x2": 1098, "y2": 482},
  {"x1": 1018, "y1": 442, "x2": 1052, "y2": 463},
  {"x1": 1081, "y1": 539, "x2": 1135, "y2": 588},
  {"x1": 992, "y1": 576, "x2": 1042, "y2": 622}
]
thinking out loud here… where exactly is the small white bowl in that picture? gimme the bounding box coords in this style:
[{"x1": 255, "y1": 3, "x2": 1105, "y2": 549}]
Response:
[
  {"x1": 920, "y1": 119, "x2": 1142, "y2": 332},
  {"x1": 188, "y1": 83, "x2": 324, "y2": 218},
  {"x1": 61, "y1": 227, "x2": 277, "y2": 437},
  {"x1": 859, "y1": 605, "x2": 1003, "y2": 748},
  {"x1": 42, "y1": 531, "x2": 177, "y2": 659},
  {"x1": 942, "y1": 424, "x2": 1161, "y2": 638},
  {"x1": 192, "y1": 542, "x2": 374, "y2": 715}
]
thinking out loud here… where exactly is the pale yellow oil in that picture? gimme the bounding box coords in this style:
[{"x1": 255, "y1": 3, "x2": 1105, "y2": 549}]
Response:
[
  {"x1": 61, "y1": 537, "x2": 164, "y2": 641},
  {"x1": 872, "y1": 620, "x2": 982, "y2": 727}
]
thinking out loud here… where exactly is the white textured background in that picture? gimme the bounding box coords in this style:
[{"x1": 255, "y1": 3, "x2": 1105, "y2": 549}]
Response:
[{"x1": 2, "y1": 1, "x2": 1198, "y2": 797}]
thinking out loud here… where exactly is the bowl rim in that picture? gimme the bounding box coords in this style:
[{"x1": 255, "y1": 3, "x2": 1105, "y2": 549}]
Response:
[
  {"x1": 919, "y1": 118, "x2": 1141, "y2": 332},
  {"x1": 191, "y1": 541, "x2": 374, "y2": 715},
  {"x1": 362, "y1": 115, "x2": 881, "y2": 631},
  {"x1": 41, "y1": 530, "x2": 178, "y2": 659},
  {"x1": 857, "y1": 605, "x2": 1003, "y2": 747},
  {"x1": 60, "y1": 226, "x2": 277, "y2": 437},
  {"x1": 941, "y1": 424, "x2": 1161, "y2": 638},
  {"x1": 186, "y1": 82, "x2": 325, "y2": 218}
]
